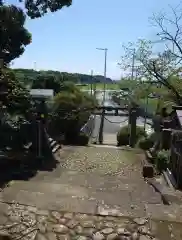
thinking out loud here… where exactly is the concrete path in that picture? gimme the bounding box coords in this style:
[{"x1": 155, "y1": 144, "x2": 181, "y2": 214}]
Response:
[{"x1": 0, "y1": 146, "x2": 182, "y2": 239}]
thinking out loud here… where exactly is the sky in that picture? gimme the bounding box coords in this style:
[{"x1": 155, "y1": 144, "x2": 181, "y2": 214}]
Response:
[{"x1": 10, "y1": 0, "x2": 181, "y2": 80}]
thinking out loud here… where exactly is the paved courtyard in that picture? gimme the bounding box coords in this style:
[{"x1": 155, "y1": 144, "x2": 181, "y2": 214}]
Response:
[{"x1": 0, "y1": 146, "x2": 181, "y2": 239}]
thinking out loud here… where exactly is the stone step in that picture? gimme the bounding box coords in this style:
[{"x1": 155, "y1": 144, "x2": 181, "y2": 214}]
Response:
[
  {"x1": 0, "y1": 181, "x2": 137, "y2": 215},
  {"x1": 96, "y1": 203, "x2": 182, "y2": 222},
  {"x1": 0, "y1": 185, "x2": 147, "y2": 217},
  {"x1": 28, "y1": 169, "x2": 162, "y2": 203},
  {"x1": 0, "y1": 187, "x2": 146, "y2": 218},
  {"x1": 145, "y1": 203, "x2": 182, "y2": 223},
  {"x1": 2, "y1": 184, "x2": 180, "y2": 221},
  {"x1": 0, "y1": 179, "x2": 162, "y2": 209},
  {"x1": 0, "y1": 188, "x2": 97, "y2": 214},
  {"x1": 30, "y1": 171, "x2": 159, "y2": 194}
]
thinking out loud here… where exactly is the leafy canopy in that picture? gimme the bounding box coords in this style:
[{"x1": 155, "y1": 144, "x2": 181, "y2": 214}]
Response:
[
  {"x1": 49, "y1": 83, "x2": 97, "y2": 137},
  {"x1": 0, "y1": 5, "x2": 31, "y2": 66},
  {"x1": 0, "y1": 0, "x2": 72, "y2": 18},
  {"x1": 0, "y1": 69, "x2": 31, "y2": 115},
  {"x1": 119, "y1": 3, "x2": 182, "y2": 105}
]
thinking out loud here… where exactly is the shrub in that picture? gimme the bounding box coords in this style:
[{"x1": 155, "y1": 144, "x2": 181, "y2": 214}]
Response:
[
  {"x1": 117, "y1": 125, "x2": 130, "y2": 146},
  {"x1": 0, "y1": 69, "x2": 31, "y2": 116},
  {"x1": 64, "y1": 132, "x2": 89, "y2": 146},
  {"x1": 155, "y1": 149, "x2": 170, "y2": 173},
  {"x1": 0, "y1": 114, "x2": 31, "y2": 150},
  {"x1": 117, "y1": 125, "x2": 146, "y2": 146},
  {"x1": 77, "y1": 133, "x2": 89, "y2": 146},
  {"x1": 137, "y1": 132, "x2": 156, "y2": 150},
  {"x1": 49, "y1": 85, "x2": 97, "y2": 142}
]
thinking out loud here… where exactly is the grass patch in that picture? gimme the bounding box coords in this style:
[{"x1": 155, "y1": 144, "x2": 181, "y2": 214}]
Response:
[
  {"x1": 139, "y1": 98, "x2": 159, "y2": 113},
  {"x1": 79, "y1": 83, "x2": 120, "y2": 91},
  {"x1": 139, "y1": 98, "x2": 173, "y2": 114}
]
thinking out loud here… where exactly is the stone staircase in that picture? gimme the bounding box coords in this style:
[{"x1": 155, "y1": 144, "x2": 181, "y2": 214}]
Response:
[
  {"x1": 0, "y1": 169, "x2": 169, "y2": 219},
  {"x1": 0, "y1": 175, "x2": 182, "y2": 223},
  {"x1": 0, "y1": 145, "x2": 182, "y2": 224}
]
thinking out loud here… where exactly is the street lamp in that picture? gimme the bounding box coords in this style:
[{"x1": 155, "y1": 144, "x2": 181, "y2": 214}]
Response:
[
  {"x1": 96, "y1": 48, "x2": 108, "y2": 105},
  {"x1": 34, "y1": 61, "x2": 37, "y2": 71},
  {"x1": 96, "y1": 48, "x2": 108, "y2": 144}
]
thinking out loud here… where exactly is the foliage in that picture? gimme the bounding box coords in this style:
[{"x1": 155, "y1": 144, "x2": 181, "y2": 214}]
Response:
[
  {"x1": 0, "y1": 5, "x2": 31, "y2": 66},
  {"x1": 117, "y1": 125, "x2": 147, "y2": 146},
  {"x1": 78, "y1": 83, "x2": 120, "y2": 91},
  {"x1": 137, "y1": 132, "x2": 156, "y2": 150},
  {"x1": 119, "y1": 4, "x2": 182, "y2": 105},
  {"x1": 0, "y1": 114, "x2": 31, "y2": 150},
  {"x1": 0, "y1": 69, "x2": 32, "y2": 150},
  {"x1": 48, "y1": 85, "x2": 97, "y2": 144},
  {"x1": 75, "y1": 133, "x2": 89, "y2": 146},
  {"x1": 13, "y1": 68, "x2": 113, "y2": 89},
  {"x1": 0, "y1": 69, "x2": 32, "y2": 116},
  {"x1": 116, "y1": 77, "x2": 177, "y2": 115},
  {"x1": 0, "y1": 0, "x2": 72, "y2": 19},
  {"x1": 155, "y1": 149, "x2": 170, "y2": 173},
  {"x1": 32, "y1": 74, "x2": 62, "y2": 94}
]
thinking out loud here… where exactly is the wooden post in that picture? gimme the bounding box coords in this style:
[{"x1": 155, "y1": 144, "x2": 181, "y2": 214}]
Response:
[
  {"x1": 115, "y1": 109, "x2": 118, "y2": 116},
  {"x1": 129, "y1": 108, "x2": 137, "y2": 147},
  {"x1": 98, "y1": 107, "x2": 105, "y2": 144},
  {"x1": 161, "y1": 128, "x2": 172, "y2": 150},
  {"x1": 128, "y1": 107, "x2": 132, "y2": 125},
  {"x1": 0, "y1": 59, "x2": 3, "y2": 69},
  {"x1": 0, "y1": 59, "x2": 4, "y2": 129}
]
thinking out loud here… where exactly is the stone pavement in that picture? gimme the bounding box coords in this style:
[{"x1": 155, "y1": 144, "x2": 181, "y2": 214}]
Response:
[
  {"x1": 0, "y1": 146, "x2": 182, "y2": 239},
  {"x1": 0, "y1": 201, "x2": 182, "y2": 240}
]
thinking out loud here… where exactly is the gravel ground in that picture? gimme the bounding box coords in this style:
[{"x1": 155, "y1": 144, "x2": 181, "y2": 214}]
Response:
[{"x1": 60, "y1": 146, "x2": 142, "y2": 175}]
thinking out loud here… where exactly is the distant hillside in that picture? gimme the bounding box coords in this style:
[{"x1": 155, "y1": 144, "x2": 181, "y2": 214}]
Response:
[{"x1": 13, "y1": 68, "x2": 113, "y2": 85}]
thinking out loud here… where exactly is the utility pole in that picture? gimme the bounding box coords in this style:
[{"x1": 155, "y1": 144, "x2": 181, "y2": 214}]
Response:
[
  {"x1": 34, "y1": 61, "x2": 37, "y2": 71},
  {"x1": 144, "y1": 92, "x2": 149, "y2": 132},
  {"x1": 131, "y1": 48, "x2": 135, "y2": 81},
  {"x1": 96, "y1": 48, "x2": 108, "y2": 144},
  {"x1": 128, "y1": 49, "x2": 135, "y2": 125},
  {"x1": 90, "y1": 70, "x2": 93, "y2": 96}
]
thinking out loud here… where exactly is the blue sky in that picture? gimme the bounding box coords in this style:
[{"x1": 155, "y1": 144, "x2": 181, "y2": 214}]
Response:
[{"x1": 10, "y1": 0, "x2": 180, "y2": 79}]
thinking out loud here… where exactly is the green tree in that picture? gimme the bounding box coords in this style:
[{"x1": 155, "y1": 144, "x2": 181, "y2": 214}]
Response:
[
  {"x1": 0, "y1": 69, "x2": 32, "y2": 150},
  {"x1": 49, "y1": 85, "x2": 97, "y2": 143},
  {"x1": 0, "y1": 69, "x2": 31, "y2": 115},
  {"x1": 0, "y1": 5, "x2": 31, "y2": 66},
  {"x1": 0, "y1": 0, "x2": 72, "y2": 19},
  {"x1": 120, "y1": 4, "x2": 182, "y2": 105},
  {"x1": 32, "y1": 74, "x2": 61, "y2": 94}
]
